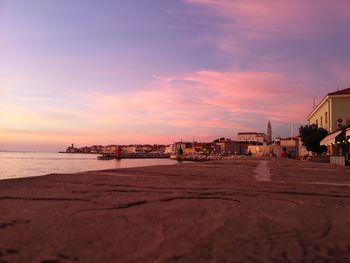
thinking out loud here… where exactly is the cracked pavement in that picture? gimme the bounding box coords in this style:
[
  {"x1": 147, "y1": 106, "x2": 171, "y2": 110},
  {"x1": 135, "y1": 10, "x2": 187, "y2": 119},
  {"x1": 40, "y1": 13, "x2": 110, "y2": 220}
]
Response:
[{"x1": 0, "y1": 158, "x2": 350, "y2": 262}]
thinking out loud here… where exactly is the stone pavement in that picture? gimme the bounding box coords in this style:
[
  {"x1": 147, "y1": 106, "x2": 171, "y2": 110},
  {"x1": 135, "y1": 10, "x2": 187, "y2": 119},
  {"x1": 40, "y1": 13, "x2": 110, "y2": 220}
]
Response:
[{"x1": 0, "y1": 158, "x2": 349, "y2": 262}]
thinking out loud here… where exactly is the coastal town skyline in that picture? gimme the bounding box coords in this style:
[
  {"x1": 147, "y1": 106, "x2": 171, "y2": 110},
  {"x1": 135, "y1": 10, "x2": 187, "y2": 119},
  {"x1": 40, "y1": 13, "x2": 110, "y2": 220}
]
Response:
[{"x1": 2, "y1": 1, "x2": 350, "y2": 151}]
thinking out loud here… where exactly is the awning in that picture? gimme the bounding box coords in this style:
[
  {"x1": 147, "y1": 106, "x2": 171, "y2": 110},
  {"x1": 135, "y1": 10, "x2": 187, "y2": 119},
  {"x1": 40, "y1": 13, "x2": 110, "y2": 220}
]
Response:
[{"x1": 320, "y1": 131, "x2": 342, "y2": 146}]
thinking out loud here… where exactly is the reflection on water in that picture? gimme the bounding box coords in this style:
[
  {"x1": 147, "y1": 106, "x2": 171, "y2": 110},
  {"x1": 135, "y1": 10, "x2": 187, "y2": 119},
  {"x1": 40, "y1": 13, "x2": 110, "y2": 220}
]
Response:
[{"x1": 0, "y1": 152, "x2": 180, "y2": 180}]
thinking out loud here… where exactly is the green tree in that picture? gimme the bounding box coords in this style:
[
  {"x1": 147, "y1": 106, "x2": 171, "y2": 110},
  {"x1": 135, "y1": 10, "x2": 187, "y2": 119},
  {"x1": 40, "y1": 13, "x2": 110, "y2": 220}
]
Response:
[{"x1": 299, "y1": 124, "x2": 328, "y2": 154}]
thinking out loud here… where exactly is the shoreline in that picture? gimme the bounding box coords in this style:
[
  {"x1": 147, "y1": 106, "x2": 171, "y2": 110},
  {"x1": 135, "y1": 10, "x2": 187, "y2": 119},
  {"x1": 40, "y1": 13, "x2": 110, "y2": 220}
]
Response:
[
  {"x1": 1, "y1": 158, "x2": 350, "y2": 262},
  {"x1": 0, "y1": 162, "x2": 185, "y2": 182},
  {"x1": 0, "y1": 155, "x2": 182, "y2": 181}
]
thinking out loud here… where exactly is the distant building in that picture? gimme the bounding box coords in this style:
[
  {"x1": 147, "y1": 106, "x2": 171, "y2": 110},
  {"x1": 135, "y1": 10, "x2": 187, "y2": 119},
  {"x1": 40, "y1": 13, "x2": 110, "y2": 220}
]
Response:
[
  {"x1": 80, "y1": 146, "x2": 91, "y2": 153},
  {"x1": 174, "y1": 142, "x2": 187, "y2": 154},
  {"x1": 153, "y1": 144, "x2": 166, "y2": 153},
  {"x1": 174, "y1": 142, "x2": 220, "y2": 155},
  {"x1": 307, "y1": 87, "x2": 350, "y2": 133},
  {"x1": 279, "y1": 137, "x2": 298, "y2": 147},
  {"x1": 249, "y1": 136, "x2": 308, "y2": 158},
  {"x1": 279, "y1": 137, "x2": 299, "y2": 157},
  {"x1": 248, "y1": 145, "x2": 283, "y2": 157},
  {"x1": 103, "y1": 145, "x2": 118, "y2": 153},
  {"x1": 279, "y1": 136, "x2": 311, "y2": 157},
  {"x1": 90, "y1": 145, "x2": 103, "y2": 153},
  {"x1": 173, "y1": 142, "x2": 192, "y2": 154},
  {"x1": 194, "y1": 142, "x2": 220, "y2": 154},
  {"x1": 238, "y1": 132, "x2": 266, "y2": 144},
  {"x1": 267, "y1": 121, "x2": 272, "y2": 145},
  {"x1": 164, "y1": 144, "x2": 174, "y2": 154},
  {"x1": 122, "y1": 145, "x2": 136, "y2": 153},
  {"x1": 273, "y1": 137, "x2": 282, "y2": 145},
  {"x1": 140, "y1": 145, "x2": 152, "y2": 152},
  {"x1": 66, "y1": 144, "x2": 78, "y2": 153},
  {"x1": 214, "y1": 138, "x2": 246, "y2": 155}
]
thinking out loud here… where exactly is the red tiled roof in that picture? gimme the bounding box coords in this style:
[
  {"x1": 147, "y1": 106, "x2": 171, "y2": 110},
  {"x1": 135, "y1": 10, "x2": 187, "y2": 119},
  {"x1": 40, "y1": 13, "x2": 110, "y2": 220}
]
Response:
[{"x1": 328, "y1": 87, "x2": 350, "y2": 96}]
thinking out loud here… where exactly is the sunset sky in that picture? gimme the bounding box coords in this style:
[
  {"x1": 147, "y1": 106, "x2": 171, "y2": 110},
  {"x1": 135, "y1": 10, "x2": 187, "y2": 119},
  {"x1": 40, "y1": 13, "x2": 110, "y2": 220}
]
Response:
[{"x1": 1, "y1": 0, "x2": 350, "y2": 151}]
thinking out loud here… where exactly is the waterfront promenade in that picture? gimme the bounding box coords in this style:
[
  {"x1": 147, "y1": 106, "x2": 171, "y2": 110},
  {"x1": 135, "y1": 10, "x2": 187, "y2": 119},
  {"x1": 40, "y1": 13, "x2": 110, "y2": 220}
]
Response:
[{"x1": 0, "y1": 158, "x2": 350, "y2": 262}]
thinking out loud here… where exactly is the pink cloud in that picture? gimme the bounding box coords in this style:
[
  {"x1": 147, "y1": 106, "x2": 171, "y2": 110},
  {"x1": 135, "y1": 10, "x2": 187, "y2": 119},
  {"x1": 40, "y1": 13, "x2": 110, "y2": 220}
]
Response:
[
  {"x1": 183, "y1": 0, "x2": 350, "y2": 58},
  {"x1": 84, "y1": 68, "x2": 311, "y2": 133},
  {"x1": 185, "y1": 0, "x2": 350, "y2": 34},
  {"x1": 1, "y1": 67, "x2": 313, "y2": 149}
]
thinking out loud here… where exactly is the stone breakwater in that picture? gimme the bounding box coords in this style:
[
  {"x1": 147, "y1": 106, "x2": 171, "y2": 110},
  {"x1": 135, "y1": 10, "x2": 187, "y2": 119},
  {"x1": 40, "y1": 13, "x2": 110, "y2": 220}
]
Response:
[
  {"x1": 182, "y1": 154, "x2": 249, "y2": 162},
  {"x1": 0, "y1": 159, "x2": 350, "y2": 263}
]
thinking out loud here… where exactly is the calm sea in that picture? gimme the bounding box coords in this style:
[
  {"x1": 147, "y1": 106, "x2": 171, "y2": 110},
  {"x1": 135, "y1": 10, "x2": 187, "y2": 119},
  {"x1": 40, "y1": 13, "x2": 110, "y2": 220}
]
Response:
[{"x1": 0, "y1": 152, "x2": 180, "y2": 180}]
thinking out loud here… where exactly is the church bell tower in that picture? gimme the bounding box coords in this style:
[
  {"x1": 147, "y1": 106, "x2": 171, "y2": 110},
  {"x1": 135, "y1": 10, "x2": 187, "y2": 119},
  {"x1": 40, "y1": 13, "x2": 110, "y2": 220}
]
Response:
[{"x1": 267, "y1": 121, "x2": 272, "y2": 144}]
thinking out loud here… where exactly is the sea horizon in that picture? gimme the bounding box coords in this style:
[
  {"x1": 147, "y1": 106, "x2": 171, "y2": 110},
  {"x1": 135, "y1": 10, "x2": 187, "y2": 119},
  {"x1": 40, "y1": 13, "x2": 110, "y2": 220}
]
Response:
[{"x1": 0, "y1": 152, "x2": 181, "y2": 180}]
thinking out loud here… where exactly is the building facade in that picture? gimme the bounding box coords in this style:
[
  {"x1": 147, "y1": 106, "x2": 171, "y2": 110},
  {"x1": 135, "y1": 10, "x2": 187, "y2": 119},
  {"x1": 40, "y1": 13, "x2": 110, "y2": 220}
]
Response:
[
  {"x1": 214, "y1": 139, "x2": 246, "y2": 155},
  {"x1": 279, "y1": 137, "x2": 298, "y2": 147},
  {"x1": 307, "y1": 87, "x2": 350, "y2": 133},
  {"x1": 238, "y1": 132, "x2": 266, "y2": 144}
]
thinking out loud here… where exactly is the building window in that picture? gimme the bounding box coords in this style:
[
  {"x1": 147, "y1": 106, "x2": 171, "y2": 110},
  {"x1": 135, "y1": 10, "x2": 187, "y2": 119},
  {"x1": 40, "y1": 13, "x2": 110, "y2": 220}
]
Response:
[
  {"x1": 320, "y1": 116, "x2": 323, "y2": 126},
  {"x1": 325, "y1": 112, "x2": 328, "y2": 124}
]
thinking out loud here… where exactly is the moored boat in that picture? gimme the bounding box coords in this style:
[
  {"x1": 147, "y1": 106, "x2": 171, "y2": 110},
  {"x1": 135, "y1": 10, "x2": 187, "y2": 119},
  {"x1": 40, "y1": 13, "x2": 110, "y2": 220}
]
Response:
[
  {"x1": 97, "y1": 154, "x2": 114, "y2": 160},
  {"x1": 97, "y1": 146, "x2": 122, "y2": 160}
]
